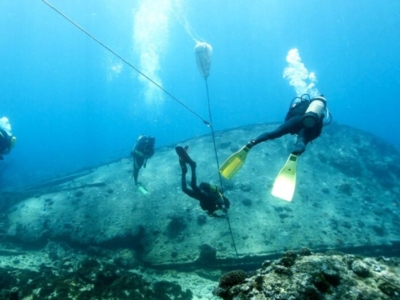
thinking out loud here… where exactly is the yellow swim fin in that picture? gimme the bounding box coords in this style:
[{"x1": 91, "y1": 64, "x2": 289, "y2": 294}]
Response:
[
  {"x1": 271, "y1": 154, "x2": 298, "y2": 201},
  {"x1": 219, "y1": 146, "x2": 251, "y2": 179}
]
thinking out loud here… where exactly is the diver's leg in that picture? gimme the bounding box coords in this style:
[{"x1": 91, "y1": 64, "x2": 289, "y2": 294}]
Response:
[
  {"x1": 292, "y1": 128, "x2": 309, "y2": 155},
  {"x1": 178, "y1": 155, "x2": 196, "y2": 198},
  {"x1": 189, "y1": 162, "x2": 202, "y2": 194},
  {"x1": 133, "y1": 156, "x2": 144, "y2": 184},
  {"x1": 175, "y1": 146, "x2": 196, "y2": 168},
  {"x1": 181, "y1": 168, "x2": 197, "y2": 198},
  {"x1": 133, "y1": 168, "x2": 139, "y2": 185},
  {"x1": 251, "y1": 116, "x2": 303, "y2": 146},
  {"x1": 176, "y1": 146, "x2": 200, "y2": 198}
]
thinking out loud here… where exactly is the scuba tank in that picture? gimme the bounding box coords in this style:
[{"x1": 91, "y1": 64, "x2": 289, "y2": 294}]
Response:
[
  {"x1": 199, "y1": 182, "x2": 219, "y2": 194},
  {"x1": 10, "y1": 136, "x2": 16, "y2": 149},
  {"x1": 301, "y1": 96, "x2": 327, "y2": 128},
  {"x1": 133, "y1": 135, "x2": 155, "y2": 158},
  {"x1": 200, "y1": 182, "x2": 229, "y2": 211},
  {"x1": 285, "y1": 94, "x2": 311, "y2": 121}
]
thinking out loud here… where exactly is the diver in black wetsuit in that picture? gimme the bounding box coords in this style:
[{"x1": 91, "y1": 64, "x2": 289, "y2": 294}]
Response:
[
  {"x1": 175, "y1": 146, "x2": 230, "y2": 217},
  {"x1": 0, "y1": 125, "x2": 16, "y2": 161},
  {"x1": 131, "y1": 135, "x2": 155, "y2": 186},
  {"x1": 246, "y1": 95, "x2": 330, "y2": 155}
]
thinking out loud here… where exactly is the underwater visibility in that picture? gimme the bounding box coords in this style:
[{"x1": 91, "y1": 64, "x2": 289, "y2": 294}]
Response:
[{"x1": 1, "y1": 1, "x2": 400, "y2": 299}]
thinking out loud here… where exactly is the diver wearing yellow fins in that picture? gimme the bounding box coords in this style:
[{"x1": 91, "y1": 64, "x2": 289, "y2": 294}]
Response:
[{"x1": 219, "y1": 94, "x2": 331, "y2": 201}]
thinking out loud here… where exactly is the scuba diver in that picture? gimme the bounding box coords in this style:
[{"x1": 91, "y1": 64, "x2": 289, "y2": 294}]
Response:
[
  {"x1": 220, "y1": 94, "x2": 331, "y2": 180},
  {"x1": 131, "y1": 135, "x2": 155, "y2": 193},
  {"x1": 175, "y1": 146, "x2": 230, "y2": 218},
  {"x1": 246, "y1": 94, "x2": 330, "y2": 154},
  {"x1": 0, "y1": 117, "x2": 16, "y2": 160}
]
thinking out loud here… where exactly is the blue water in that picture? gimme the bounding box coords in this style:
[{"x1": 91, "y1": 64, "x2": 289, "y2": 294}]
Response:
[{"x1": 1, "y1": 0, "x2": 399, "y2": 189}]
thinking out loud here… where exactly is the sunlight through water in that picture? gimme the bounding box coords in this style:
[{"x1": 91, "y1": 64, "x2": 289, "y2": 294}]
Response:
[{"x1": 133, "y1": 0, "x2": 173, "y2": 106}]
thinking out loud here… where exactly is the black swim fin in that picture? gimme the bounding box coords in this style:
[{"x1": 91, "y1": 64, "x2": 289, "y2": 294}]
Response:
[{"x1": 175, "y1": 146, "x2": 196, "y2": 167}]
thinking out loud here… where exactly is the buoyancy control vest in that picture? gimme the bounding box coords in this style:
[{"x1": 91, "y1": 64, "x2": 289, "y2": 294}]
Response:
[
  {"x1": 199, "y1": 182, "x2": 230, "y2": 210},
  {"x1": 132, "y1": 135, "x2": 155, "y2": 159},
  {"x1": 285, "y1": 95, "x2": 328, "y2": 129},
  {"x1": 285, "y1": 99, "x2": 310, "y2": 121},
  {"x1": 0, "y1": 129, "x2": 14, "y2": 154}
]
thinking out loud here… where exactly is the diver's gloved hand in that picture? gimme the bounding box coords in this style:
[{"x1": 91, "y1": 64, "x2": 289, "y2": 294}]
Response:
[{"x1": 245, "y1": 140, "x2": 257, "y2": 149}]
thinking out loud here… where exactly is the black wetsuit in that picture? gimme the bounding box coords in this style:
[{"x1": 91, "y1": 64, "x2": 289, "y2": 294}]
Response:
[
  {"x1": 131, "y1": 136, "x2": 155, "y2": 185},
  {"x1": 250, "y1": 100, "x2": 323, "y2": 155},
  {"x1": 180, "y1": 161, "x2": 229, "y2": 217},
  {"x1": 0, "y1": 129, "x2": 12, "y2": 160}
]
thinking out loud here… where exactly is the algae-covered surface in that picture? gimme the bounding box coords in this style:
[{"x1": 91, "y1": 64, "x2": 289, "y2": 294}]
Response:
[{"x1": 1, "y1": 123, "x2": 400, "y2": 299}]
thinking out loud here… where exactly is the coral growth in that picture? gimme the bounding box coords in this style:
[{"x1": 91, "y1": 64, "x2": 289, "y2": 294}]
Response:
[
  {"x1": 213, "y1": 269, "x2": 248, "y2": 298},
  {"x1": 213, "y1": 250, "x2": 400, "y2": 300}
]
